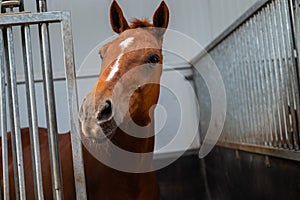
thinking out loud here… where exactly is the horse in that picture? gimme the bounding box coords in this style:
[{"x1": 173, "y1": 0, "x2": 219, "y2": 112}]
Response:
[{"x1": 0, "y1": 1, "x2": 169, "y2": 199}]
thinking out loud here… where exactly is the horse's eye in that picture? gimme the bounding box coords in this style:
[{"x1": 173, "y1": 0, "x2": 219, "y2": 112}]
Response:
[{"x1": 147, "y1": 54, "x2": 160, "y2": 66}]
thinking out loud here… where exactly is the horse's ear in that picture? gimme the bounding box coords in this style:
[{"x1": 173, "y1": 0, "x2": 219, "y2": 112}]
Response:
[
  {"x1": 152, "y1": 1, "x2": 169, "y2": 37},
  {"x1": 110, "y1": 0, "x2": 129, "y2": 34}
]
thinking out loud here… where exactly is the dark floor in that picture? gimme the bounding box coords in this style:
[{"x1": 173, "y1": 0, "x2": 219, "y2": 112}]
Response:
[{"x1": 156, "y1": 147, "x2": 300, "y2": 200}]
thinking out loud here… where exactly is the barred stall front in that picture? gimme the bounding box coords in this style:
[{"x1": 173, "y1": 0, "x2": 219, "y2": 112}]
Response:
[
  {"x1": 0, "y1": 0, "x2": 87, "y2": 199},
  {"x1": 194, "y1": 0, "x2": 300, "y2": 161}
]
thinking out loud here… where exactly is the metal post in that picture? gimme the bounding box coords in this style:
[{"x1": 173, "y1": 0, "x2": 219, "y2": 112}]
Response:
[
  {"x1": 259, "y1": 8, "x2": 275, "y2": 146},
  {"x1": 273, "y1": 0, "x2": 292, "y2": 148},
  {"x1": 280, "y1": 0, "x2": 300, "y2": 149},
  {"x1": 0, "y1": 27, "x2": 9, "y2": 200},
  {"x1": 61, "y1": 12, "x2": 87, "y2": 200},
  {"x1": 5, "y1": 26, "x2": 26, "y2": 200},
  {"x1": 36, "y1": 1, "x2": 63, "y2": 199},
  {"x1": 21, "y1": 24, "x2": 45, "y2": 200},
  {"x1": 290, "y1": 0, "x2": 300, "y2": 147},
  {"x1": 265, "y1": 4, "x2": 281, "y2": 147},
  {"x1": 39, "y1": 23, "x2": 64, "y2": 200}
]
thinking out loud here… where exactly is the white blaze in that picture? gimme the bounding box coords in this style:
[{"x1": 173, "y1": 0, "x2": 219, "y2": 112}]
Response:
[{"x1": 106, "y1": 37, "x2": 135, "y2": 81}]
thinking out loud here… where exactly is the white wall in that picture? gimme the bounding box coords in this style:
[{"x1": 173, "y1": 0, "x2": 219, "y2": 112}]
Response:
[
  {"x1": 18, "y1": 0, "x2": 258, "y2": 77},
  {"x1": 11, "y1": 0, "x2": 257, "y2": 155}
]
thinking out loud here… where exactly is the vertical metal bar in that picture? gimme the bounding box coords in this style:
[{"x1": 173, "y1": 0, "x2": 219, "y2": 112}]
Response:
[
  {"x1": 244, "y1": 21, "x2": 256, "y2": 144},
  {"x1": 61, "y1": 12, "x2": 87, "y2": 200},
  {"x1": 21, "y1": 25, "x2": 44, "y2": 200},
  {"x1": 227, "y1": 38, "x2": 235, "y2": 141},
  {"x1": 229, "y1": 35, "x2": 239, "y2": 142},
  {"x1": 3, "y1": 28, "x2": 19, "y2": 200},
  {"x1": 281, "y1": 0, "x2": 300, "y2": 149},
  {"x1": 239, "y1": 28, "x2": 248, "y2": 144},
  {"x1": 233, "y1": 31, "x2": 244, "y2": 143},
  {"x1": 36, "y1": 0, "x2": 47, "y2": 12},
  {"x1": 36, "y1": 1, "x2": 63, "y2": 199},
  {"x1": 248, "y1": 19, "x2": 264, "y2": 145},
  {"x1": 242, "y1": 23, "x2": 256, "y2": 144},
  {"x1": 290, "y1": 0, "x2": 300, "y2": 148},
  {"x1": 293, "y1": 0, "x2": 300, "y2": 85},
  {"x1": 274, "y1": 0, "x2": 292, "y2": 148},
  {"x1": 235, "y1": 29, "x2": 244, "y2": 142},
  {"x1": 223, "y1": 40, "x2": 232, "y2": 140},
  {"x1": 237, "y1": 27, "x2": 251, "y2": 143},
  {"x1": 270, "y1": 1, "x2": 288, "y2": 148},
  {"x1": 266, "y1": 3, "x2": 281, "y2": 147},
  {"x1": 260, "y1": 7, "x2": 276, "y2": 147},
  {"x1": 0, "y1": 28, "x2": 9, "y2": 200},
  {"x1": 38, "y1": 22, "x2": 63, "y2": 200},
  {"x1": 259, "y1": 10, "x2": 270, "y2": 146},
  {"x1": 5, "y1": 26, "x2": 26, "y2": 200},
  {"x1": 277, "y1": 0, "x2": 294, "y2": 149},
  {"x1": 251, "y1": 15, "x2": 267, "y2": 146},
  {"x1": 231, "y1": 33, "x2": 239, "y2": 141}
]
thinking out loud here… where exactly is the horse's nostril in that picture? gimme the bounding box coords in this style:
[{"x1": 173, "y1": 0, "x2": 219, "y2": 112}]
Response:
[{"x1": 97, "y1": 100, "x2": 113, "y2": 123}]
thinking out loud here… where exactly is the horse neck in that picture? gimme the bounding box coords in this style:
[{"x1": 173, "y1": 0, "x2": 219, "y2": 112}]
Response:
[{"x1": 112, "y1": 116, "x2": 156, "y2": 153}]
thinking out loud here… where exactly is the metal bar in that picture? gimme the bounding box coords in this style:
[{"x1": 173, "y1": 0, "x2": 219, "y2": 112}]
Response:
[
  {"x1": 237, "y1": 29, "x2": 247, "y2": 143},
  {"x1": 238, "y1": 27, "x2": 251, "y2": 143},
  {"x1": 277, "y1": 0, "x2": 294, "y2": 149},
  {"x1": 260, "y1": 9, "x2": 271, "y2": 146},
  {"x1": 248, "y1": 19, "x2": 263, "y2": 145},
  {"x1": 266, "y1": 3, "x2": 281, "y2": 147},
  {"x1": 231, "y1": 32, "x2": 243, "y2": 143},
  {"x1": 242, "y1": 23, "x2": 256, "y2": 144},
  {"x1": 260, "y1": 7, "x2": 276, "y2": 147},
  {"x1": 235, "y1": 28, "x2": 246, "y2": 143},
  {"x1": 3, "y1": 27, "x2": 19, "y2": 200},
  {"x1": 294, "y1": 0, "x2": 300, "y2": 88},
  {"x1": 38, "y1": 22, "x2": 63, "y2": 200},
  {"x1": 228, "y1": 36, "x2": 239, "y2": 142},
  {"x1": 227, "y1": 39, "x2": 235, "y2": 141},
  {"x1": 0, "y1": 27, "x2": 9, "y2": 200},
  {"x1": 36, "y1": 0, "x2": 47, "y2": 12},
  {"x1": 257, "y1": 12, "x2": 268, "y2": 145},
  {"x1": 0, "y1": 12, "x2": 62, "y2": 27},
  {"x1": 217, "y1": 141, "x2": 300, "y2": 162},
  {"x1": 220, "y1": 41, "x2": 230, "y2": 139},
  {"x1": 5, "y1": 26, "x2": 26, "y2": 200},
  {"x1": 36, "y1": 3, "x2": 63, "y2": 200},
  {"x1": 251, "y1": 15, "x2": 267, "y2": 146},
  {"x1": 291, "y1": 0, "x2": 300, "y2": 148},
  {"x1": 274, "y1": 0, "x2": 292, "y2": 149},
  {"x1": 36, "y1": 2, "x2": 64, "y2": 199},
  {"x1": 270, "y1": 1, "x2": 288, "y2": 148},
  {"x1": 61, "y1": 12, "x2": 87, "y2": 200},
  {"x1": 21, "y1": 24, "x2": 44, "y2": 200},
  {"x1": 281, "y1": 0, "x2": 300, "y2": 149}
]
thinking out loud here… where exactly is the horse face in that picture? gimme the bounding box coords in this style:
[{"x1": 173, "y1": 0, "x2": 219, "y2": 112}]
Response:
[{"x1": 79, "y1": 1, "x2": 169, "y2": 142}]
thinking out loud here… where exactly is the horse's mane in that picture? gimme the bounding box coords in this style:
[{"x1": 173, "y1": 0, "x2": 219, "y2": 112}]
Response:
[{"x1": 130, "y1": 18, "x2": 152, "y2": 29}]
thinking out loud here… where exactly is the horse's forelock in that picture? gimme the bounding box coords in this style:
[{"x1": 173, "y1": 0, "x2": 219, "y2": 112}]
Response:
[{"x1": 130, "y1": 19, "x2": 152, "y2": 29}]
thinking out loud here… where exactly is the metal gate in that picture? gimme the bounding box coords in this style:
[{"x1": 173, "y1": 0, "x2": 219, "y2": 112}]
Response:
[
  {"x1": 193, "y1": 0, "x2": 300, "y2": 161},
  {"x1": 0, "y1": 0, "x2": 87, "y2": 199}
]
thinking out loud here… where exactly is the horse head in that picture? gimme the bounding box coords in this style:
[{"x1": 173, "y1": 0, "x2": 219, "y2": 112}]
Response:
[{"x1": 79, "y1": 1, "x2": 169, "y2": 144}]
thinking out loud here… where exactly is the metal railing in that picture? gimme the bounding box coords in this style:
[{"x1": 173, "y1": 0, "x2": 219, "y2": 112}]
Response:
[
  {"x1": 0, "y1": 0, "x2": 87, "y2": 199},
  {"x1": 193, "y1": 0, "x2": 300, "y2": 161}
]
